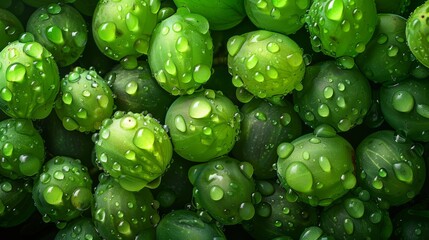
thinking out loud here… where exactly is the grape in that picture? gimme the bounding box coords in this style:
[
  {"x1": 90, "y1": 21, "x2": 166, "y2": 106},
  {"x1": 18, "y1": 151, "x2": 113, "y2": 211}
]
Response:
[
  {"x1": 244, "y1": 0, "x2": 310, "y2": 35},
  {"x1": 306, "y1": 0, "x2": 378, "y2": 59},
  {"x1": 165, "y1": 89, "x2": 241, "y2": 162},
  {"x1": 293, "y1": 60, "x2": 372, "y2": 132},
  {"x1": 148, "y1": 7, "x2": 213, "y2": 95},
  {"x1": 26, "y1": 3, "x2": 87, "y2": 67},
  {"x1": 94, "y1": 111, "x2": 173, "y2": 192},
  {"x1": 0, "y1": 33, "x2": 60, "y2": 119},
  {"x1": 227, "y1": 30, "x2": 305, "y2": 99},
  {"x1": 277, "y1": 125, "x2": 356, "y2": 207}
]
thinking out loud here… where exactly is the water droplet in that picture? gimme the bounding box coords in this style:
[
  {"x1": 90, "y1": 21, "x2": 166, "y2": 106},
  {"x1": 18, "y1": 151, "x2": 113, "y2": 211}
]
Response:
[
  {"x1": 239, "y1": 202, "x2": 255, "y2": 220},
  {"x1": 209, "y1": 185, "x2": 224, "y2": 201},
  {"x1": 125, "y1": 12, "x2": 139, "y2": 32},
  {"x1": 372, "y1": 177, "x2": 383, "y2": 190},
  {"x1": 370, "y1": 211, "x2": 382, "y2": 223},
  {"x1": 343, "y1": 218, "x2": 354, "y2": 235},
  {"x1": 0, "y1": 88, "x2": 12, "y2": 102},
  {"x1": 323, "y1": 86, "x2": 334, "y2": 99},
  {"x1": 255, "y1": 112, "x2": 267, "y2": 121},
  {"x1": 344, "y1": 198, "x2": 364, "y2": 218},
  {"x1": 71, "y1": 187, "x2": 92, "y2": 211},
  {"x1": 286, "y1": 53, "x2": 303, "y2": 68},
  {"x1": 378, "y1": 168, "x2": 388, "y2": 178},
  {"x1": 97, "y1": 95, "x2": 110, "y2": 108},
  {"x1": 240, "y1": 162, "x2": 254, "y2": 179},
  {"x1": 43, "y1": 185, "x2": 64, "y2": 205},
  {"x1": 227, "y1": 36, "x2": 245, "y2": 57},
  {"x1": 392, "y1": 91, "x2": 414, "y2": 113},
  {"x1": 174, "y1": 115, "x2": 187, "y2": 132},
  {"x1": 393, "y1": 162, "x2": 413, "y2": 184},
  {"x1": 2, "y1": 143, "x2": 13, "y2": 157},
  {"x1": 272, "y1": 0, "x2": 287, "y2": 8},
  {"x1": 97, "y1": 22, "x2": 116, "y2": 42},
  {"x1": 94, "y1": 209, "x2": 106, "y2": 222},
  {"x1": 6, "y1": 63, "x2": 26, "y2": 83},
  {"x1": 172, "y1": 23, "x2": 182, "y2": 32},
  {"x1": 193, "y1": 65, "x2": 211, "y2": 83},
  {"x1": 338, "y1": 118, "x2": 352, "y2": 132},
  {"x1": 133, "y1": 127, "x2": 155, "y2": 150},
  {"x1": 266, "y1": 66, "x2": 278, "y2": 79},
  {"x1": 117, "y1": 220, "x2": 131, "y2": 235},
  {"x1": 277, "y1": 143, "x2": 294, "y2": 159},
  {"x1": 125, "y1": 81, "x2": 138, "y2": 95},
  {"x1": 318, "y1": 156, "x2": 331, "y2": 172},
  {"x1": 280, "y1": 113, "x2": 291, "y2": 126},
  {"x1": 377, "y1": 34, "x2": 388, "y2": 44},
  {"x1": 285, "y1": 162, "x2": 313, "y2": 192},
  {"x1": 387, "y1": 45, "x2": 399, "y2": 57},
  {"x1": 267, "y1": 42, "x2": 280, "y2": 53},
  {"x1": 189, "y1": 99, "x2": 212, "y2": 119},
  {"x1": 1, "y1": 182, "x2": 12, "y2": 192},
  {"x1": 416, "y1": 104, "x2": 429, "y2": 118},
  {"x1": 164, "y1": 60, "x2": 177, "y2": 76},
  {"x1": 46, "y1": 26, "x2": 64, "y2": 45},
  {"x1": 318, "y1": 104, "x2": 330, "y2": 117},
  {"x1": 326, "y1": 0, "x2": 344, "y2": 21},
  {"x1": 23, "y1": 42, "x2": 44, "y2": 60},
  {"x1": 246, "y1": 55, "x2": 258, "y2": 70},
  {"x1": 47, "y1": 3, "x2": 62, "y2": 14}
]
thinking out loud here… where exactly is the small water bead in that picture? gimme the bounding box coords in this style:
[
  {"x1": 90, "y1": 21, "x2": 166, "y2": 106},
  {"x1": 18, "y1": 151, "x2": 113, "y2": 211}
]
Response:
[
  {"x1": 39, "y1": 13, "x2": 50, "y2": 21},
  {"x1": 164, "y1": 60, "x2": 177, "y2": 76},
  {"x1": 173, "y1": 115, "x2": 187, "y2": 133},
  {"x1": 267, "y1": 42, "x2": 280, "y2": 53},
  {"x1": 377, "y1": 34, "x2": 388, "y2": 44},
  {"x1": 40, "y1": 173, "x2": 51, "y2": 184},
  {"x1": 239, "y1": 202, "x2": 255, "y2": 220},
  {"x1": 76, "y1": 108, "x2": 88, "y2": 119},
  {"x1": 47, "y1": 3, "x2": 62, "y2": 14},
  {"x1": 392, "y1": 90, "x2": 414, "y2": 113},
  {"x1": 338, "y1": 118, "x2": 352, "y2": 132},
  {"x1": 344, "y1": 198, "x2": 365, "y2": 219},
  {"x1": 125, "y1": 81, "x2": 138, "y2": 95},
  {"x1": 6, "y1": 63, "x2": 26, "y2": 83},
  {"x1": 387, "y1": 45, "x2": 399, "y2": 57},
  {"x1": 240, "y1": 162, "x2": 254, "y2": 179},
  {"x1": 117, "y1": 220, "x2": 131, "y2": 235},
  {"x1": 46, "y1": 26, "x2": 64, "y2": 45},
  {"x1": 355, "y1": 42, "x2": 365, "y2": 53},
  {"x1": 343, "y1": 218, "x2": 354, "y2": 235},
  {"x1": 341, "y1": 19, "x2": 351, "y2": 32},
  {"x1": 43, "y1": 185, "x2": 64, "y2": 205},
  {"x1": 2, "y1": 143, "x2": 13, "y2": 157},
  {"x1": 193, "y1": 65, "x2": 211, "y2": 83},
  {"x1": 209, "y1": 185, "x2": 224, "y2": 201},
  {"x1": 286, "y1": 53, "x2": 303, "y2": 68},
  {"x1": 155, "y1": 70, "x2": 167, "y2": 83},
  {"x1": 304, "y1": 111, "x2": 315, "y2": 121},
  {"x1": 256, "y1": 0, "x2": 268, "y2": 9},
  {"x1": 341, "y1": 172, "x2": 356, "y2": 189},
  {"x1": 133, "y1": 128, "x2": 155, "y2": 150},
  {"x1": 0, "y1": 88, "x2": 12, "y2": 102},
  {"x1": 172, "y1": 22, "x2": 182, "y2": 32},
  {"x1": 285, "y1": 162, "x2": 313, "y2": 192},
  {"x1": 97, "y1": 95, "x2": 110, "y2": 108},
  {"x1": 246, "y1": 55, "x2": 258, "y2": 70},
  {"x1": 372, "y1": 177, "x2": 383, "y2": 190},
  {"x1": 302, "y1": 151, "x2": 310, "y2": 160},
  {"x1": 97, "y1": 22, "x2": 117, "y2": 42},
  {"x1": 255, "y1": 112, "x2": 267, "y2": 121},
  {"x1": 326, "y1": 0, "x2": 344, "y2": 21},
  {"x1": 53, "y1": 171, "x2": 65, "y2": 180},
  {"x1": 1, "y1": 182, "x2": 12, "y2": 192},
  {"x1": 175, "y1": 36, "x2": 190, "y2": 53},
  {"x1": 189, "y1": 99, "x2": 212, "y2": 119},
  {"x1": 337, "y1": 83, "x2": 345, "y2": 91},
  {"x1": 323, "y1": 86, "x2": 334, "y2": 99},
  {"x1": 318, "y1": 156, "x2": 331, "y2": 172},
  {"x1": 393, "y1": 162, "x2": 413, "y2": 184},
  {"x1": 202, "y1": 127, "x2": 212, "y2": 136},
  {"x1": 318, "y1": 104, "x2": 330, "y2": 117},
  {"x1": 416, "y1": 104, "x2": 429, "y2": 118},
  {"x1": 279, "y1": 113, "x2": 291, "y2": 126},
  {"x1": 266, "y1": 66, "x2": 278, "y2": 79}
]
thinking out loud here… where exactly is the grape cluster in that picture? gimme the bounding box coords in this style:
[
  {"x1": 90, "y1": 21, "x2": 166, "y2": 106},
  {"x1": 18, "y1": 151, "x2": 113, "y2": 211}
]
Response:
[{"x1": 1, "y1": 0, "x2": 429, "y2": 239}]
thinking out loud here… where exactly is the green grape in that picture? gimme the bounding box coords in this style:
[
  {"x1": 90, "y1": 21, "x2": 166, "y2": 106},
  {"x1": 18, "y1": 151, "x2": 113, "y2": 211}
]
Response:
[
  {"x1": 92, "y1": 174, "x2": 159, "y2": 240},
  {"x1": 0, "y1": 177, "x2": 35, "y2": 227},
  {"x1": 379, "y1": 78, "x2": 429, "y2": 142},
  {"x1": 55, "y1": 67, "x2": 114, "y2": 132},
  {"x1": 406, "y1": 0, "x2": 429, "y2": 68},
  {"x1": 104, "y1": 61, "x2": 176, "y2": 123},
  {"x1": 320, "y1": 188, "x2": 392, "y2": 239},
  {"x1": 173, "y1": 0, "x2": 246, "y2": 30},
  {"x1": 32, "y1": 156, "x2": 93, "y2": 225},
  {"x1": 0, "y1": 118, "x2": 45, "y2": 179},
  {"x1": 293, "y1": 60, "x2": 372, "y2": 132},
  {"x1": 0, "y1": 33, "x2": 60, "y2": 119},
  {"x1": 26, "y1": 3, "x2": 88, "y2": 67},
  {"x1": 0, "y1": 8, "x2": 24, "y2": 51},
  {"x1": 148, "y1": 7, "x2": 213, "y2": 95},
  {"x1": 92, "y1": 0, "x2": 160, "y2": 62},
  {"x1": 305, "y1": 0, "x2": 378, "y2": 59},
  {"x1": 356, "y1": 130, "x2": 426, "y2": 207},
  {"x1": 244, "y1": 0, "x2": 310, "y2": 35},
  {"x1": 156, "y1": 210, "x2": 226, "y2": 239},
  {"x1": 188, "y1": 156, "x2": 256, "y2": 225},
  {"x1": 277, "y1": 124, "x2": 356, "y2": 207},
  {"x1": 94, "y1": 111, "x2": 173, "y2": 192},
  {"x1": 355, "y1": 14, "x2": 413, "y2": 84},
  {"x1": 165, "y1": 89, "x2": 241, "y2": 162},
  {"x1": 54, "y1": 217, "x2": 101, "y2": 240},
  {"x1": 227, "y1": 30, "x2": 305, "y2": 99},
  {"x1": 232, "y1": 98, "x2": 302, "y2": 179},
  {"x1": 242, "y1": 180, "x2": 319, "y2": 239}
]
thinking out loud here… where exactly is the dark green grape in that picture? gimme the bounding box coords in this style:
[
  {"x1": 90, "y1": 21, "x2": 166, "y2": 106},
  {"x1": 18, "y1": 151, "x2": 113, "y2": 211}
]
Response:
[
  {"x1": 0, "y1": 8, "x2": 24, "y2": 51},
  {"x1": 148, "y1": 7, "x2": 213, "y2": 95},
  {"x1": 293, "y1": 60, "x2": 372, "y2": 132},
  {"x1": 32, "y1": 156, "x2": 93, "y2": 225},
  {"x1": 54, "y1": 217, "x2": 101, "y2": 240},
  {"x1": 92, "y1": 174, "x2": 159, "y2": 240},
  {"x1": 94, "y1": 111, "x2": 173, "y2": 192},
  {"x1": 0, "y1": 118, "x2": 45, "y2": 179},
  {"x1": 0, "y1": 33, "x2": 60, "y2": 119},
  {"x1": 165, "y1": 89, "x2": 241, "y2": 162},
  {"x1": 173, "y1": 0, "x2": 245, "y2": 30},
  {"x1": 92, "y1": 0, "x2": 160, "y2": 62},
  {"x1": 152, "y1": 154, "x2": 194, "y2": 211},
  {"x1": 375, "y1": 0, "x2": 410, "y2": 15},
  {"x1": 104, "y1": 61, "x2": 176, "y2": 123},
  {"x1": 227, "y1": 30, "x2": 305, "y2": 99},
  {"x1": 379, "y1": 78, "x2": 429, "y2": 142},
  {"x1": 38, "y1": 112, "x2": 94, "y2": 163},
  {"x1": 232, "y1": 98, "x2": 302, "y2": 179},
  {"x1": 0, "y1": 177, "x2": 35, "y2": 227},
  {"x1": 156, "y1": 210, "x2": 226, "y2": 240},
  {"x1": 277, "y1": 124, "x2": 356, "y2": 207},
  {"x1": 55, "y1": 67, "x2": 114, "y2": 132},
  {"x1": 305, "y1": 0, "x2": 378, "y2": 59},
  {"x1": 188, "y1": 156, "x2": 256, "y2": 225},
  {"x1": 356, "y1": 130, "x2": 426, "y2": 207},
  {"x1": 242, "y1": 180, "x2": 319, "y2": 239},
  {"x1": 406, "y1": 0, "x2": 429, "y2": 68},
  {"x1": 355, "y1": 14, "x2": 413, "y2": 84},
  {"x1": 26, "y1": 3, "x2": 88, "y2": 67},
  {"x1": 320, "y1": 188, "x2": 392, "y2": 239},
  {"x1": 393, "y1": 200, "x2": 429, "y2": 239},
  {"x1": 244, "y1": 0, "x2": 310, "y2": 35}
]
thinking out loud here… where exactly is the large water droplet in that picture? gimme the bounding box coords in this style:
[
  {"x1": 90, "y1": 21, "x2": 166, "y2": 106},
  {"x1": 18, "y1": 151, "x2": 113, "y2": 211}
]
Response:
[
  {"x1": 393, "y1": 162, "x2": 413, "y2": 184},
  {"x1": 344, "y1": 198, "x2": 365, "y2": 219},
  {"x1": 43, "y1": 185, "x2": 64, "y2": 205},
  {"x1": 285, "y1": 162, "x2": 313, "y2": 192},
  {"x1": 209, "y1": 185, "x2": 224, "y2": 201},
  {"x1": 326, "y1": 0, "x2": 344, "y2": 21},
  {"x1": 189, "y1": 99, "x2": 212, "y2": 119},
  {"x1": 133, "y1": 128, "x2": 155, "y2": 150},
  {"x1": 392, "y1": 91, "x2": 414, "y2": 113},
  {"x1": 6, "y1": 63, "x2": 26, "y2": 83}
]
